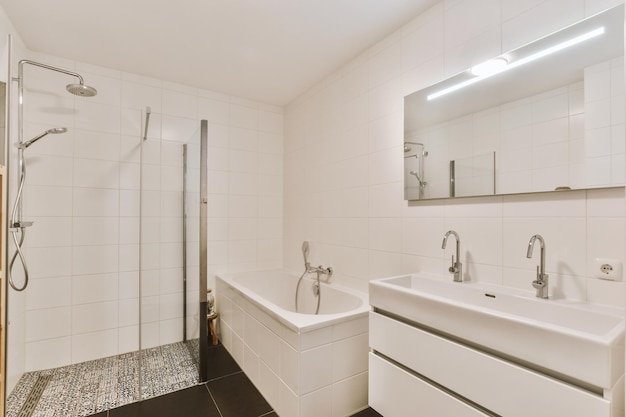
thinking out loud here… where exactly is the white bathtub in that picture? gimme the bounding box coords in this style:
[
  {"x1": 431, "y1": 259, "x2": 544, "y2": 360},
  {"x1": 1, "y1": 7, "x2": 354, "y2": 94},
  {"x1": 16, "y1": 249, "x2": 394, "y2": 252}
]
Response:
[{"x1": 216, "y1": 270, "x2": 370, "y2": 417}]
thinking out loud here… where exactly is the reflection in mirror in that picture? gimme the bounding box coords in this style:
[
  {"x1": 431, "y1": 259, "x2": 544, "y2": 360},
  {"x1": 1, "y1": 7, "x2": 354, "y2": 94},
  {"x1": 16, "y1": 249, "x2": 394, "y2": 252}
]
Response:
[{"x1": 404, "y1": 4, "x2": 624, "y2": 200}]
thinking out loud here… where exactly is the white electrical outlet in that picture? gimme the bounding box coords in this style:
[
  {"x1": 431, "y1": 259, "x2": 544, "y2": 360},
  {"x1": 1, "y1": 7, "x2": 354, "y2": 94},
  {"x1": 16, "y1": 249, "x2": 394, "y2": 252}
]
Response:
[{"x1": 595, "y1": 258, "x2": 623, "y2": 281}]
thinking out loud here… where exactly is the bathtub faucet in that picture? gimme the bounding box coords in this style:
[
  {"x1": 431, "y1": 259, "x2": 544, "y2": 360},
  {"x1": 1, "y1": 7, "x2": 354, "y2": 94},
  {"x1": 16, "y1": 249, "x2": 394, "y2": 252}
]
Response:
[{"x1": 309, "y1": 265, "x2": 333, "y2": 282}]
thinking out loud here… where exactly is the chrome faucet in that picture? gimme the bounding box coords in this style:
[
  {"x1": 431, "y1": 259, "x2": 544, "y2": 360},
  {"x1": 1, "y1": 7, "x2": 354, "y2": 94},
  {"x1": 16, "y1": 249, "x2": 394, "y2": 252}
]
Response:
[
  {"x1": 441, "y1": 230, "x2": 462, "y2": 282},
  {"x1": 526, "y1": 234, "x2": 549, "y2": 299}
]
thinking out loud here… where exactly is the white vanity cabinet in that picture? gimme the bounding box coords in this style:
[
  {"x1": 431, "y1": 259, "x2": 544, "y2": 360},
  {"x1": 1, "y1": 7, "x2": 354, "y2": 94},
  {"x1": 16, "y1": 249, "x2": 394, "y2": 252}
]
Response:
[{"x1": 369, "y1": 311, "x2": 623, "y2": 417}]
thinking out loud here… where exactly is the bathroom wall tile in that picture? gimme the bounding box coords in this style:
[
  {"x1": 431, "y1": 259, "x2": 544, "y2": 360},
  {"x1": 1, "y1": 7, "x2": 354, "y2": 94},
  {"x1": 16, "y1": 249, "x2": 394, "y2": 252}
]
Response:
[
  {"x1": 502, "y1": 0, "x2": 585, "y2": 51},
  {"x1": 118, "y1": 325, "x2": 139, "y2": 353},
  {"x1": 502, "y1": 217, "x2": 586, "y2": 275},
  {"x1": 161, "y1": 115, "x2": 198, "y2": 142},
  {"x1": 258, "y1": 110, "x2": 283, "y2": 134},
  {"x1": 24, "y1": 185, "x2": 73, "y2": 217},
  {"x1": 120, "y1": 190, "x2": 140, "y2": 217},
  {"x1": 331, "y1": 371, "x2": 368, "y2": 417},
  {"x1": 75, "y1": 100, "x2": 121, "y2": 134},
  {"x1": 587, "y1": 278, "x2": 625, "y2": 308},
  {"x1": 72, "y1": 273, "x2": 119, "y2": 304},
  {"x1": 25, "y1": 307, "x2": 71, "y2": 342},
  {"x1": 25, "y1": 155, "x2": 73, "y2": 187},
  {"x1": 370, "y1": 39, "x2": 403, "y2": 89},
  {"x1": 198, "y1": 96, "x2": 230, "y2": 125},
  {"x1": 258, "y1": 324, "x2": 281, "y2": 374},
  {"x1": 74, "y1": 188, "x2": 119, "y2": 217},
  {"x1": 159, "y1": 292, "x2": 183, "y2": 320},
  {"x1": 162, "y1": 89, "x2": 197, "y2": 119},
  {"x1": 160, "y1": 268, "x2": 183, "y2": 294},
  {"x1": 75, "y1": 129, "x2": 121, "y2": 161},
  {"x1": 296, "y1": 345, "x2": 333, "y2": 394},
  {"x1": 208, "y1": 146, "x2": 229, "y2": 171},
  {"x1": 73, "y1": 158, "x2": 120, "y2": 189},
  {"x1": 118, "y1": 298, "x2": 139, "y2": 327},
  {"x1": 369, "y1": 218, "x2": 402, "y2": 253},
  {"x1": 73, "y1": 245, "x2": 119, "y2": 275},
  {"x1": 71, "y1": 329, "x2": 118, "y2": 364},
  {"x1": 402, "y1": 217, "x2": 445, "y2": 257},
  {"x1": 161, "y1": 165, "x2": 184, "y2": 192},
  {"x1": 27, "y1": 247, "x2": 72, "y2": 279},
  {"x1": 368, "y1": 249, "x2": 403, "y2": 280},
  {"x1": 72, "y1": 301, "x2": 118, "y2": 333},
  {"x1": 24, "y1": 337, "x2": 72, "y2": 372},
  {"x1": 26, "y1": 277, "x2": 72, "y2": 310},
  {"x1": 25, "y1": 217, "x2": 72, "y2": 247},
  {"x1": 141, "y1": 321, "x2": 160, "y2": 349},
  {"x1": 73, "y1": 217, "x2": 119, "y2": 246},
  {"x1": 280, "y1": 340, "x2": 300, "y2": 393},
  {"x1": 258, "y1": 131, "x2": 284, "y2": 155},
  {"x1": 230, "y1": 103, "x2": 258, "y2": 130},
  {"x1": 278, "y1": 380, "x2": 299, "y2": 417},
  {"x1": 300, "y1": 387, "x2": 332, "y2": 417},
  {"x1": 141, "y1": 295, "x2": 160, "y2": 325},
  {"x1": 120, "y1": 162, "x2": 140, "y2": 190},
  {"x1": 332, "y1": 334, "x2": 369, "y2": 382},
  {"x1": 119, "y1": 271, "x2": 139, "y2": 299},
  {"x1": 121, "y1": 80, "x2": 162, "y2": 112},
  {"x1": 161, "y1": 191, "x2": 183, "y2": 217},
  {"x1": 444, "y1": 0, "x2": 501, "y2": 49},
  {"x1": 368, "y1": 148, "x2": 403, "y2": 185}
]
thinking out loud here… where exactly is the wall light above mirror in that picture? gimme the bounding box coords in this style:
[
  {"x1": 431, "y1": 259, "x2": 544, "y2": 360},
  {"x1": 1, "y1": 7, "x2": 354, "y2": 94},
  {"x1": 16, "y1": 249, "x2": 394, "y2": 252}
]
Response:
[{"x1": 404, "y1": 4, "x2": 624, "y2": 200}]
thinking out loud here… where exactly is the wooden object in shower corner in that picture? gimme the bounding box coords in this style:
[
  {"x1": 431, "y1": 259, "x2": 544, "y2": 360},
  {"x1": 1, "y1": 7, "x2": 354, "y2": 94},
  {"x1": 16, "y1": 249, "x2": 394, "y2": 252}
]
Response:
[{"x1": 207, "y1": 288, "x2": 218, "y2": 345}]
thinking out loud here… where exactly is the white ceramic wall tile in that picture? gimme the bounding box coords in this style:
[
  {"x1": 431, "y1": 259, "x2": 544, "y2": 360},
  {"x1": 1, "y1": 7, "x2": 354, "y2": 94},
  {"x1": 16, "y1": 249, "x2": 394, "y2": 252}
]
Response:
[
  {"x1": 26, "y1": 247, "x2": 72, "y2": 279},
  {"x1": 24, "y1": 337, "x2": 72, "y2": 372},
  {"x1": 26, "y1": 277, "x2": 72, "y2": 310},
  {"x1": 72, "y1": 273, "x2": 119, "y2": 304},
  {"x1": 71, "y1": 329, "x2": 118, "y2": 364},
  {"x1": 25, "y1": 307, "x2": 71, "y2": 342}
]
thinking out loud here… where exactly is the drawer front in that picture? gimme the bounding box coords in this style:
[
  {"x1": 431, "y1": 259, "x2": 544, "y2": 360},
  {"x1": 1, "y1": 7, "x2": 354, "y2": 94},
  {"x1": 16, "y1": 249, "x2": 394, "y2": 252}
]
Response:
[
  {"x1": 370, "y1": 312, "x2": 610, "y2": 417},
  {"x1": 369, "y1": 353, "x2": 491, "y2": 417}
]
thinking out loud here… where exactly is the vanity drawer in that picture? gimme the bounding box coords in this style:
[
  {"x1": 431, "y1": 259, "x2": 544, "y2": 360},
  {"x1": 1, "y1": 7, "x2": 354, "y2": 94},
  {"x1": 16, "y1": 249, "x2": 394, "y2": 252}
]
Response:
[
  {"x1": 369, "y1": 312, "x2": 611, "y2": 417},
  {"x1": 369, "y1": 352, "x2": 490, "y2": 417}
]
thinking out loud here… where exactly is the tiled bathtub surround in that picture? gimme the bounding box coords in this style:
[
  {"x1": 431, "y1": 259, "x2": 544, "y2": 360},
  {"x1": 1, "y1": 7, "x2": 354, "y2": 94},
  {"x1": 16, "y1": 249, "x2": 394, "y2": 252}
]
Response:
[
  {"x1": 217, "y1": 279, "x2": 369, "y2": 417},
  {"x1": 283, "y1": 0, "x2": 626, "y2": 309}
]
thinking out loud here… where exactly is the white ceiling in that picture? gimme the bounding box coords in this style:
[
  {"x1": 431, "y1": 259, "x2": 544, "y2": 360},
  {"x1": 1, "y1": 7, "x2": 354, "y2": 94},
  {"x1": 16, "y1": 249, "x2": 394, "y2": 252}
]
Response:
[{"x1": 0, "y1": 0, "x2": 437, "y2": 106}]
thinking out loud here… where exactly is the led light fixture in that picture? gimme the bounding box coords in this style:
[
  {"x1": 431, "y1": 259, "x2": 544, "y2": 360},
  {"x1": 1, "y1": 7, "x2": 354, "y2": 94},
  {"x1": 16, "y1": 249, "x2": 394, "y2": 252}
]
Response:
[{"x1": 427, "y1": 27, "x2": 605, "y2": 101}]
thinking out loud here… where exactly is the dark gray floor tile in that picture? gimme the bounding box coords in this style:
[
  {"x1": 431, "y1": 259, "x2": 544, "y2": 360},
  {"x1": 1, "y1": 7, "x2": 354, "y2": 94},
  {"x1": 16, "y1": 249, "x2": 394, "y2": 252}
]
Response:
[
  {"x1": 109, "y1": 384, "x2": 219, "y2": 417},
  {"x1": 349, "y1": 407, "x2": 383, "y2": 417},
  {"x1": 207, "y1": 372, "x2": 273, "y2": 417},
  {"x1": 206, "y1": 343, "x2": 241, "y2": 380}
]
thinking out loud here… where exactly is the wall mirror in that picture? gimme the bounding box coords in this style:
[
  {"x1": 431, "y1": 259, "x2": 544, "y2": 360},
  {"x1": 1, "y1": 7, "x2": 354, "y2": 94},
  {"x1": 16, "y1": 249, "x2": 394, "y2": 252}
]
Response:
[{"x1": 404, "y1": 4, "x2": 624, "y2": 200}]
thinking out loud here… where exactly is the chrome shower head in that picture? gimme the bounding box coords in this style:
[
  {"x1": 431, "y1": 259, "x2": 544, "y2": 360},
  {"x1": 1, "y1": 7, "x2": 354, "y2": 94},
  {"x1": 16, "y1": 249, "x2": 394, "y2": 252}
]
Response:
[
  {"x1": 19, "y1": 127, "x2": 67, "y2": 149},
  {"x1": 66, "y1": 83, "x2": 97, "y2": 97}
]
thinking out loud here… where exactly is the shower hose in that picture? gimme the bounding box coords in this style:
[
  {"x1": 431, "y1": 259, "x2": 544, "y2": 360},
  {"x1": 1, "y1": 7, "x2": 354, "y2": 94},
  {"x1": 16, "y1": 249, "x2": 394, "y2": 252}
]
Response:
[
  {"x1": 8, "y1": 161, "x2": 30, "y2": 291},
  {"x1": 295, "y1": 269, "x2": 321, "y2": 315}
]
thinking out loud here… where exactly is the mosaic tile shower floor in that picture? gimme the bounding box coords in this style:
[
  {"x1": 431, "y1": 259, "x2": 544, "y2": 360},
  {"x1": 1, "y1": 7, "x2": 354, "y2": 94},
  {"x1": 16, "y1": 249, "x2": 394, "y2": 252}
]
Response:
[{"x1": 6, "y1": 340, "x2": 201, "y2": 417}]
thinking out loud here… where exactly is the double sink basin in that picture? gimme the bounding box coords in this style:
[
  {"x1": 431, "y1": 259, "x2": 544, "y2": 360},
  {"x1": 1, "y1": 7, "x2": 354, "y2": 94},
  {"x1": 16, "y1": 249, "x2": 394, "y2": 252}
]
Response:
[{"x1": 369, "y1": 273, "x2": 624, "y2": 390}]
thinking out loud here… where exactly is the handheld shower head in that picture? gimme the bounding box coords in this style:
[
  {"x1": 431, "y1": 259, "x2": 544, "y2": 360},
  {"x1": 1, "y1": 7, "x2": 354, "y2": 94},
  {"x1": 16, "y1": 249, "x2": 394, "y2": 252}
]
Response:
[
  {"x1": 66, "y1": 83, "x2": 98, "y2": 97},
  {"x1": 302, "y1": 241, "x2": 310, "y2": 270},
  {"x1": 19, "y1": 127, "x2": 67, "y2": 149}
]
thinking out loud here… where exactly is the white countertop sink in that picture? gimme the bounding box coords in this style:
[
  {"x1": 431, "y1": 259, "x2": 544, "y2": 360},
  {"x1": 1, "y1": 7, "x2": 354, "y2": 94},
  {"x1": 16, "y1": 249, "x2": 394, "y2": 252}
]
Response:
[{"x1": 369, "y1": 273, "x2": 625, "y2": 390}]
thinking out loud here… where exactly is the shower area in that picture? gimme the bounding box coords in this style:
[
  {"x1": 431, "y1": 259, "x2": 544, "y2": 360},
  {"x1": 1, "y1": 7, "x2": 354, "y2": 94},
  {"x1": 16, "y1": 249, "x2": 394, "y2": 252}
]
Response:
[
  {"x1": 3, "y1": 47, "x2": 209, "y2": 417},
  {"x1": 403, "y1": 141, "x2": 428, "y2": 200}
]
